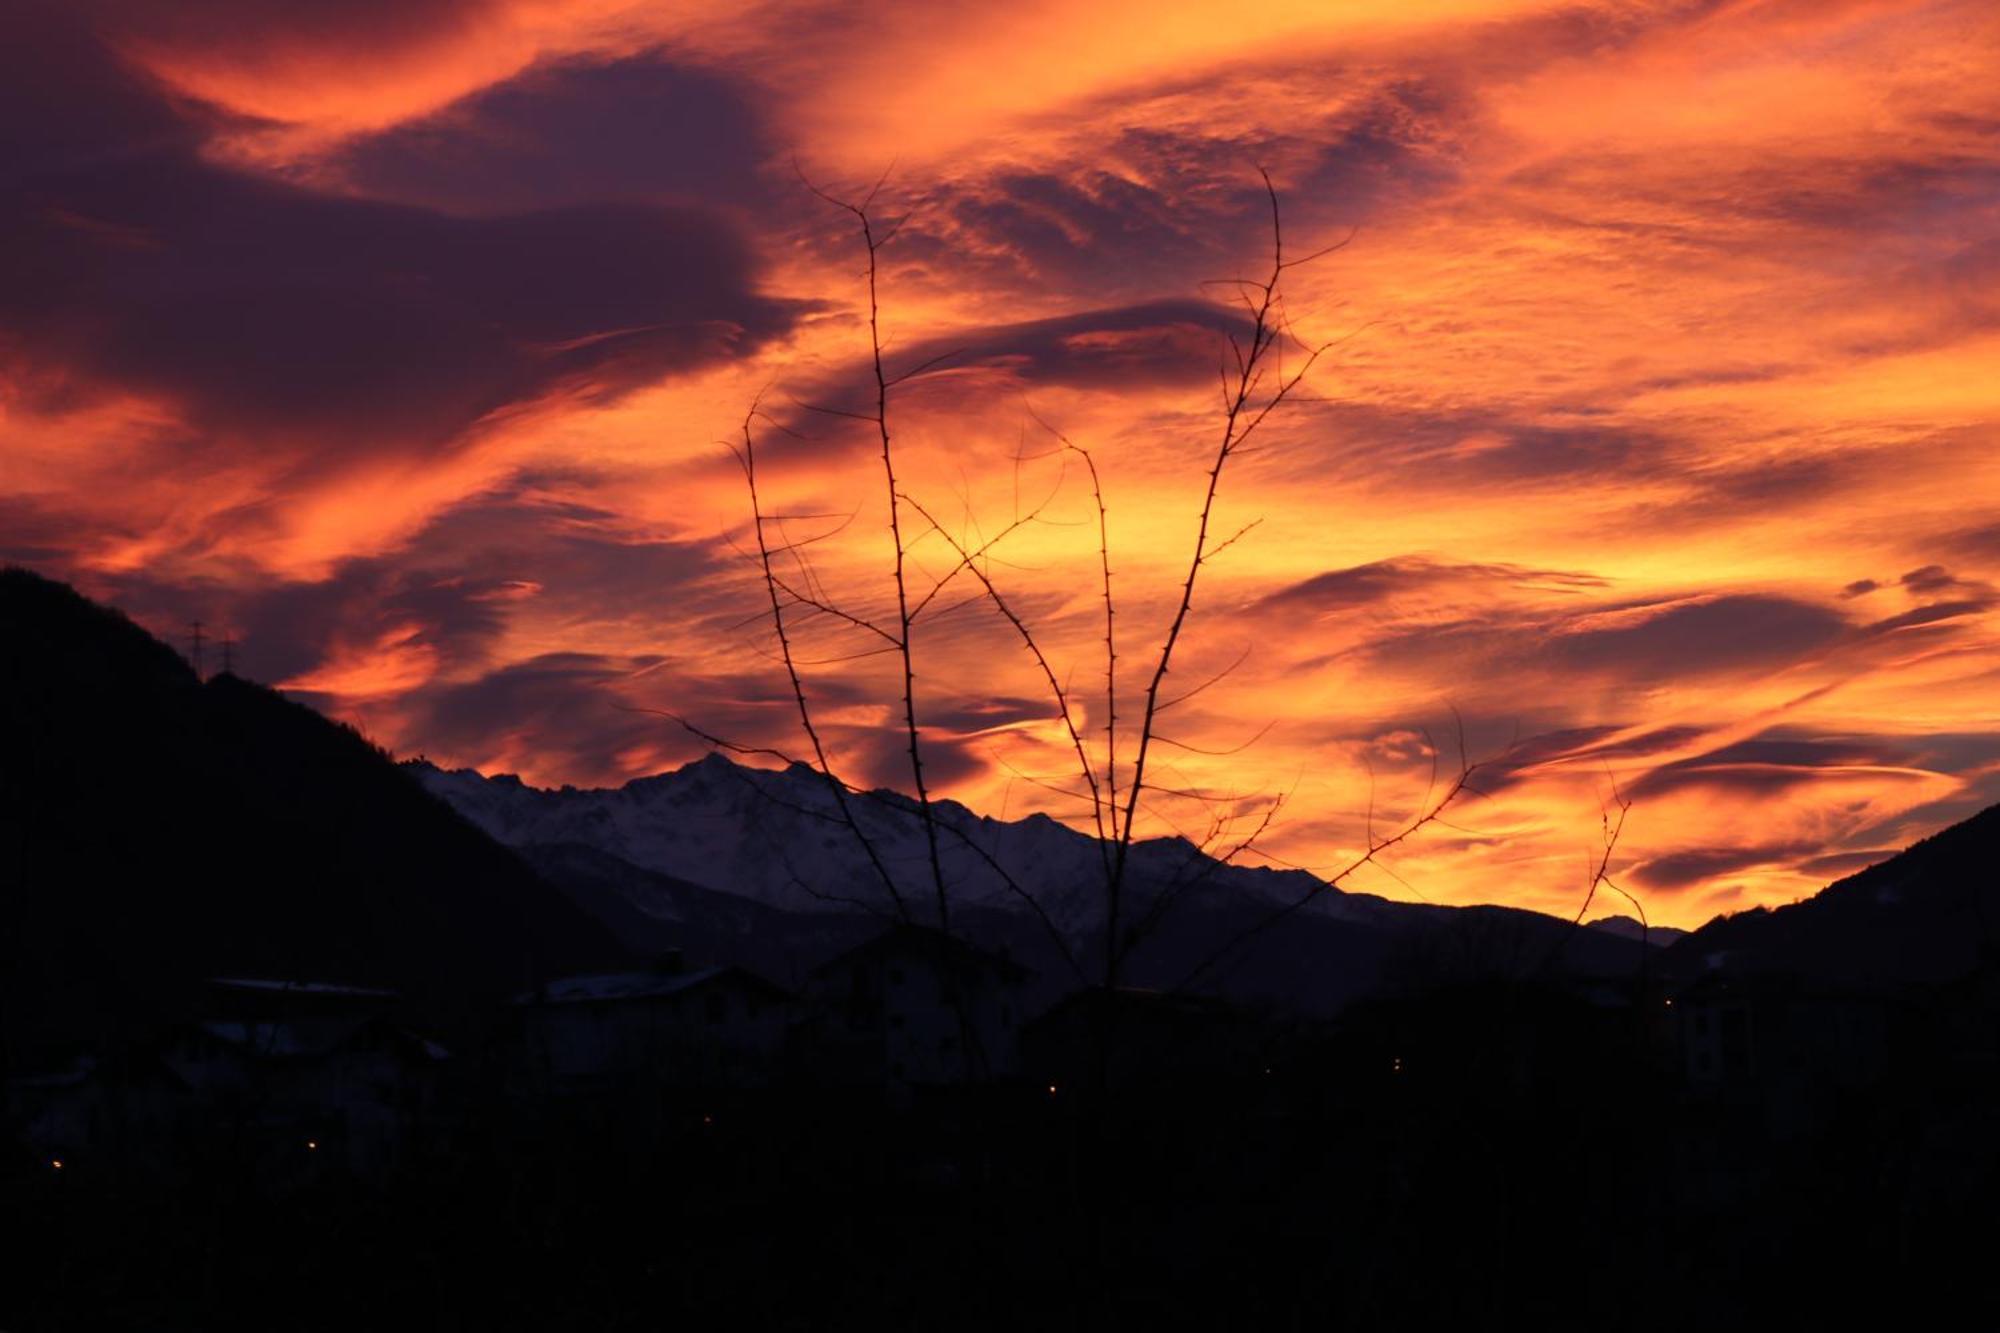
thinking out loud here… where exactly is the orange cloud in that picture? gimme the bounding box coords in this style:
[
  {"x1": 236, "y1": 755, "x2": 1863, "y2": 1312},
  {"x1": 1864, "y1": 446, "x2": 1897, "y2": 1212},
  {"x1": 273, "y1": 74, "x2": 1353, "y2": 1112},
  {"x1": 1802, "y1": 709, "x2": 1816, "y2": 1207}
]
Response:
[{"x1": 8, "y1": 0, "x2": 1998, "y2": 926}]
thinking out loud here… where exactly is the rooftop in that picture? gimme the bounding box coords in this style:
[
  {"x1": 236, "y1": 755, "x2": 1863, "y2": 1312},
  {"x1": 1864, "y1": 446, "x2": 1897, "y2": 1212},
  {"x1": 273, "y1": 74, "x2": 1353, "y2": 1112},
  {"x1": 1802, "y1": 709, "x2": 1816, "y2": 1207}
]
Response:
[
  {"x1": 209, "y1": 977, "x2": 399, "y2": 999},
  {"x1": 520, "y1": 964, "x2": 791, "y2": 1006}
]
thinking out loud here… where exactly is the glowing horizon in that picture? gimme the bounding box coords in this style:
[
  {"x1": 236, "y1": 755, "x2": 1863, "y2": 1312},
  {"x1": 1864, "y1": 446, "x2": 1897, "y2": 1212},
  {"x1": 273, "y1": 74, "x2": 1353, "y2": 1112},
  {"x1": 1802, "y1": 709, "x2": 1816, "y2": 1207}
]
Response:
[{"x1": 6, "y1": 0, "x2": 1998, "y2": 925}]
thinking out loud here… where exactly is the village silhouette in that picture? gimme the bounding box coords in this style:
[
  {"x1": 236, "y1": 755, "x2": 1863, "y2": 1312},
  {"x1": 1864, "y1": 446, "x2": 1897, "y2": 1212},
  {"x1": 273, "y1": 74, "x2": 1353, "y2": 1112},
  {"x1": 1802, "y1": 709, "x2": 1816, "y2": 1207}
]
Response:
[
  {"x1": 5, "y1": 567, "x2": 1997, "y2": 1329},
  {"x1": 6, "y1": 4, "x2": 1998, "y2": 1324}
]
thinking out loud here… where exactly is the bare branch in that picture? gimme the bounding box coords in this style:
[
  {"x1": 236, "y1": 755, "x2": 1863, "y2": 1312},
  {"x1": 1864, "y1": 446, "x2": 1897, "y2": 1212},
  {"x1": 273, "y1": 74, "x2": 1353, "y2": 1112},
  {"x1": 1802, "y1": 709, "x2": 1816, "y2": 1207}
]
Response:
[
  {"x1": 1111, "y1": 172, "x2": 1312, "y2": 969},
  {"x1": 795, "y1": 168, "x2": 957, "y2": 932},
  {"x1": 1148, "y1": 720, "x2": 1278, "y2": 757},
  {"x1": 1175, "y1": 752, "x2": 1482, "y2": 991},
  {"x1": 732, "y1": 401, "x2": 910, "y2": 919},
  {"x1": 899, "y1": 491, "x2": 1114, "y2": 879},
  {"x1": 1014, "y1": 414, "x2": 1124, "y2": 853},
  {"x1": 904, "y1": 474, "x2": 1063, "y2": 622},
  {"x1": 884, "y1": 347, "x2": 968, "y2": 388},
  {"x1": 1204, "y1": 517, "x2": 1265, "y2": 563},
  {"x1": 788, "y1": 394, "x2": 882, "y2": 426},
  {"x1": 1155, "y1": 644, "x2": 1254, "y2": 714},
  {"x1": 761, "y1": 570, "x2": 899, "y2": 645},
  {"x1": 1536, "y1": 772, "x2": 1637, "y2": 973}
]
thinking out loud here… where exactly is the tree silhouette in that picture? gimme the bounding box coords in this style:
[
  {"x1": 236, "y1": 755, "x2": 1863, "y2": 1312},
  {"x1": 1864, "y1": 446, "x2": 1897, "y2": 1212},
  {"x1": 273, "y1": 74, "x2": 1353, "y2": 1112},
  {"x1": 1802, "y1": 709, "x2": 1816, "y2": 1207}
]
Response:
[{"x1": 683, "y1": 168, "x2": 1501, "y2": 1021}]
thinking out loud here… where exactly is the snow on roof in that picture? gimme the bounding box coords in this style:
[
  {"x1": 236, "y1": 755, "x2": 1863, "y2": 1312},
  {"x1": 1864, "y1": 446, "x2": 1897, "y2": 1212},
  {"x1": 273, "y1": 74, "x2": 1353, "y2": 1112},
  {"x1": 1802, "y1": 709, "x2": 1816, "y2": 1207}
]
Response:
[
  {"x1": 514, "y1": 964, "x2": 798, "y2": 1006},
  {"x1": 6, "y1": 1055, "x2": 97, "y2": 1089},
  {"x1": 407, "y1": 1032, "x2": 452, "y2": 1062},
  {"x1": 209, "y1": 978, "x2": 398, "y2": 999},
  {"x1": 522, "y1": 965, "x2": 728, "y2": 1005},
  {"x1": 192, "y1": 1018, "x2": 450, "y2": 1062},
  {"x1": 197, "y1": 1020, "x2": 329, "y2": 1057}
]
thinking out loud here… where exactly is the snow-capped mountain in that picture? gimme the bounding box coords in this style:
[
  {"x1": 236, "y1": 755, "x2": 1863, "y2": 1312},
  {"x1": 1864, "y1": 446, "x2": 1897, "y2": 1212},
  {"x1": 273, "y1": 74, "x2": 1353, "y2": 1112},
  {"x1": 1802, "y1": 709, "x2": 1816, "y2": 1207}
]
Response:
[
  {"x1": 411, "y1": 752, "x2": 1665, "y2": 1013},
  {"x1": 411, "y1": 751, "x2": 1393, "y2": 933}
]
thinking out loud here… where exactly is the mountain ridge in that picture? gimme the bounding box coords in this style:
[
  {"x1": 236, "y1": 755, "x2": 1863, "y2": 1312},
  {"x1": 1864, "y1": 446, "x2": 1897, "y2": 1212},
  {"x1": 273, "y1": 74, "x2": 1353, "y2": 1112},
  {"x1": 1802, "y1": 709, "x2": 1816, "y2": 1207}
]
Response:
[
  {"x1": 1670, "y1": 798, "x2": 2000, "y2": 986},
  {"x1": 0, "y1": 567, "x2": 621, "y2": 1050},
  {"x1": 409, "y1": 752, "x2": 1671, "y2": 1012},
  {"x1": 13, "y1": 562, "x2": 1989, "y2": 1038},
  {"x1": 408, "y1": 752, "x2": 1416, "y2": 930}
]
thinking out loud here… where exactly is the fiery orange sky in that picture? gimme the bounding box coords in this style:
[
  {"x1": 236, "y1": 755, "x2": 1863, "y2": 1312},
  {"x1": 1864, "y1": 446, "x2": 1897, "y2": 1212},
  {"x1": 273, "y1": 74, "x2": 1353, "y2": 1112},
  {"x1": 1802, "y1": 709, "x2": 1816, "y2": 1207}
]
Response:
[{"x1": 6, "y1": 0, "x2": 1998, "y2": 925}]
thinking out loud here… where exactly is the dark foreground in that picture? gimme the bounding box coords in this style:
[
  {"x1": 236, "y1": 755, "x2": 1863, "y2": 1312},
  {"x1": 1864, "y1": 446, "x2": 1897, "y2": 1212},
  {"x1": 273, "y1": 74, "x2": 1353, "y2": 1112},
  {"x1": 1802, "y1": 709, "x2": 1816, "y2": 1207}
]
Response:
[
  {"x1": 10, "y1": 1003, "x2": 1997, "y2": 1333},
  {"x1": 8, "y1": 569, "x2": 1998, "y2": 1328}
]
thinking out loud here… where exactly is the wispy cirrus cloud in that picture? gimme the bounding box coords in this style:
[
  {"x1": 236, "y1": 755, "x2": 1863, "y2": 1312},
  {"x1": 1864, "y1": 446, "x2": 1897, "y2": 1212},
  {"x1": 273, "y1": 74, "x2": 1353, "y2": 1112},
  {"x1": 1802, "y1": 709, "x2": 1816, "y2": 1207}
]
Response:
[{"x1": 6, "y1": 0, "x2": 1999, "y2": 924}]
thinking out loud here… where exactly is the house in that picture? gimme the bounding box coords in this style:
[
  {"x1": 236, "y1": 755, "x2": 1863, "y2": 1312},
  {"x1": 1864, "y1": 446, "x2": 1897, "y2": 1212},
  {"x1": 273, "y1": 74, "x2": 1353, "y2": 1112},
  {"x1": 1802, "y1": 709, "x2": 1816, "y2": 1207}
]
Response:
[
  {"x1": 1665, "y1": 964, "x2": 1890, "y2": 1137},
  {"x1": 8, "y1": 978, "x2": 452, "y2": 1179},
  {"x1": 4, "y1": 1046, "x2": 193, "y2": 1175},
  {"x1": 161, "y1": 977, "x2": 402, "y2": 1094},
  {"x1": 1668, "y1": 968, "x2": 1888, "y2": 1091},
  {"x1": 1021, "y1": 987, "x2": 1277, "y2": 1092},
  {"x1": 1670, "y1": 971, "x2": 1757, "y2": 1085},
  {"x1": 1280, "y1": 974, "x2": 1677, "y2": 1137},
  {"x1": 513, "y1": 952, "x2": 796, "y2": 1093},
  {"x1": 801, "y1": 925, "x2": 1029, "y2": 1086},
  {"x1": 158, "y1": 978, "x2": 451, "y2": 1176}
]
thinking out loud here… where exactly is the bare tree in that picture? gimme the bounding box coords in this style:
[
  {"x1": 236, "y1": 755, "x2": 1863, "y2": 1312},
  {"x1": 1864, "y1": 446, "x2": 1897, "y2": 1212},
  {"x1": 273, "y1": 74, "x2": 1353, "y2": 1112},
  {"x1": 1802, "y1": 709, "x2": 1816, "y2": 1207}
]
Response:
[{"x1": 694, "y1": 167, "x2": 1484, "y2": 1040}]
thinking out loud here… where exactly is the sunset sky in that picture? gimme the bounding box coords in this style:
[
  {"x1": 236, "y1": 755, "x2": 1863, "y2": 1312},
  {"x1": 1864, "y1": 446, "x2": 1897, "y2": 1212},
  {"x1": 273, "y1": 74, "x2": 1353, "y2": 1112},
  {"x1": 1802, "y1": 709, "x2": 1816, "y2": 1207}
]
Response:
[{"x1": 6, "y1": 0, "x2": 1997, "y2": 925}]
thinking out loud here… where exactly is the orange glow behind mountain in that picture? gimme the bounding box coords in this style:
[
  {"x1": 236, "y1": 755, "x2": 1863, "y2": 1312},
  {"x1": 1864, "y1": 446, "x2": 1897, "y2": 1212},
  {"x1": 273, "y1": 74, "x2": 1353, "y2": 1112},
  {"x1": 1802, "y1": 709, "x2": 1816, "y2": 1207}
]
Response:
[{"x1": 6, "y1": 0, "x2": 1997, "y2": 925}]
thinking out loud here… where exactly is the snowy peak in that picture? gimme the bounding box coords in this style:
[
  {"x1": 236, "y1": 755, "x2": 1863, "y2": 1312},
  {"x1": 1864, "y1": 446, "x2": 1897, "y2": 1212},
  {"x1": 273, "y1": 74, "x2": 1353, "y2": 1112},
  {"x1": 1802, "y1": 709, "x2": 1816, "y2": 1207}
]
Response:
[{"x1": 408, "y1": 753, "x2": 1365, "y2": 930}]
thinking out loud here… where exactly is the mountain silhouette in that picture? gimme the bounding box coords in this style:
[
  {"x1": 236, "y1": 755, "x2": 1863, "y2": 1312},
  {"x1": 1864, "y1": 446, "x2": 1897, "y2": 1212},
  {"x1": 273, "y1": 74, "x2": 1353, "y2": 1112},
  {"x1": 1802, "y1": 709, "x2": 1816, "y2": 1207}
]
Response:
[
  {"x1": 1670, "y1": 801, "x2": 2000, "y2": 987},
  {"x1": 13, "y1": 563, "x2": 1988, "y2": 1057},
  {"x1": 0, "y1": 567, "x2": 618, "y2": 1055},
  {"x1": 413, "y1": 753, "x2": 1664, "y2": 1011}
]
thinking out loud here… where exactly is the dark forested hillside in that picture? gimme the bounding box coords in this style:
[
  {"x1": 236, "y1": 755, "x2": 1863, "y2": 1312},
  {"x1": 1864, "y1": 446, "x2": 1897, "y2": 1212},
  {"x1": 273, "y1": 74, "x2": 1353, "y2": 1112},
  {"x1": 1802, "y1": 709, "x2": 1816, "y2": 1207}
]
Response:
[
  {"x1": 0, "y1": 567, "x2": 618, "y2": 1053},
  {"x1": 1670, "y1": 800, "x2": 2000, "y2": 986}
]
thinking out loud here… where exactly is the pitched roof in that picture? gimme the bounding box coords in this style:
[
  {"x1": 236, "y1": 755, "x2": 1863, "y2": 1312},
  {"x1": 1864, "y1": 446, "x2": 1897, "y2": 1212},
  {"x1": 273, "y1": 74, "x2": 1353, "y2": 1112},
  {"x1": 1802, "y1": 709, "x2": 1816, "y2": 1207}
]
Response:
[
  {"x1": 209, "y1": 978, "x2": 398, "y2": 1000},
  {"x1": 184, "y1": 1016, "x2": 449, "y2": 1062},
  {"x1": 1029, "y1": 986, "x2": 1245, "y2": 1025},
  {"x1": 5, "y1": 1047, "x2": 193, "y2": 1092},
  {"x1": 518, "y1": 964, "x2": 792, "y2": 1006},
  {"x1": 811, "y1": 923, "x2": 1031, "y2": 980}
]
